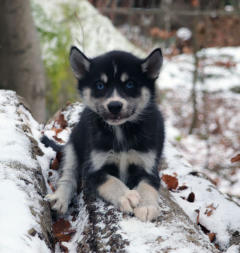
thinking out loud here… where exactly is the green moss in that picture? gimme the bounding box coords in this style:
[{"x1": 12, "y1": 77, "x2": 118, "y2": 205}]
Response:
[
  {"x1": 175, "y1": 135, "x2": 182, "y2": 142},
  {"x1": 32, "y1": 2, "x2": 79, "y2": 118}
]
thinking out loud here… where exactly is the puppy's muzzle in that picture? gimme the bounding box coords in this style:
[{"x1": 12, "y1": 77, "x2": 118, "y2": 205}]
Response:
[{"x1": 107, "y1": 101, "x2": 123, "y2": 115}]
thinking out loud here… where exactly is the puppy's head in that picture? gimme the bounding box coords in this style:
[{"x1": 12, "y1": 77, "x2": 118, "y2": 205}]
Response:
[{"x1": 70, "y1": 47, "x2": 163, "y2": 125}]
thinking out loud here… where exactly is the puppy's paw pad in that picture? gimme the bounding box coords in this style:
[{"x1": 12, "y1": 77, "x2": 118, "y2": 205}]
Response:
[
  {"x1": 125, "y1": 190, "x2": 141, "y2": 207},
  {"x1": 119, "y1": 196, "x2": 133, "y2": 213},
  {"x1": 119, "y1": 190, "x2": 141, "y2": 213},
  {"x1": 134, "y1": 205, "x2": 159, "y2": 222},
  {"x1": 52, "y1": 200, "x2": 68, "y2": 214},
  {"x1": 45, "y1": 193, "x2": 57, "y2": 202},
  {"x1": 45, "y1": 190, "x2": 70, "y2": 214}
]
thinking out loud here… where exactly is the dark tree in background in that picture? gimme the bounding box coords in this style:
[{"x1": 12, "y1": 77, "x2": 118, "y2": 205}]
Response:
[{"x1": 0, "y1": 0, "x2": 46, "y2": 122}]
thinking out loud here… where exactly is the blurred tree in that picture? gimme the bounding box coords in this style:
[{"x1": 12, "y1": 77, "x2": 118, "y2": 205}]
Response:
[{"x1": 0, "y1": 0, "x2": 46, "y2": 122}]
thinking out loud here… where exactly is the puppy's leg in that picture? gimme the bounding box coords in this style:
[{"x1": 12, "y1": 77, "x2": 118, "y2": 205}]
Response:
[
  {"x1": 97, "y1": 175, "x2": 141, "y2": 213},
  {"x1": 134, "y1": 180, "x2": 160, "y2": 222},
  {"x1": 46, "y1": 143, "x2": 78, "y2": 214}
]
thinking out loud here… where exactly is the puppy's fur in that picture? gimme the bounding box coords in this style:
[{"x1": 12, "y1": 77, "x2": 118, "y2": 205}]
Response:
[{"x1": 45, "y1": 47, "x2": 165, "y2": 221}]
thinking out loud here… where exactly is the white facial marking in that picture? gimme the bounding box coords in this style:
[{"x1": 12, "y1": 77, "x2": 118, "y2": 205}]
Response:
[
  {"x1": 90, "y1": 149, "x2": 156, "y2": 180},
  {"x1": 82, "y1": 88, "x2": 96, "y2": 111},
  {"x1": 120, "y1": 72, "x2": 129, "y2": 82},
  {"x1": 103, "y1": 89, "x2": 128, "y2": 112},
  {"x1": 128, "y1": 87, "x2": 151, "y2": 122},
  {"x1": 100, "y1": 73, "x2": 108, "y2": 83}
]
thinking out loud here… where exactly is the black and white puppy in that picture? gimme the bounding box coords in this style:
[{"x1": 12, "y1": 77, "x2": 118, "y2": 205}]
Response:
[{"x1": 46, "y1": 47, "x2": 165, "y2": 222}]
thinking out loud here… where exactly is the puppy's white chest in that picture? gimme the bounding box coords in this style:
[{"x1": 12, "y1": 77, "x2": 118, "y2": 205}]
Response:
[{"x1": 91, "y1": 149, "x2": 156, "y2": 182}]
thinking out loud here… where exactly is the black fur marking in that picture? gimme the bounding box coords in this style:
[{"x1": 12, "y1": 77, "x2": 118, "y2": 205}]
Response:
[{"x1": 41, "y1": 135, "x2": 62, "y2": 152}]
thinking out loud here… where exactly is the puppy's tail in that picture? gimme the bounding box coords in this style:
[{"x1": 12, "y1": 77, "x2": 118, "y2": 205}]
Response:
[{"x1": 41, "y1": 135, "x2": 63, "y2": 152}]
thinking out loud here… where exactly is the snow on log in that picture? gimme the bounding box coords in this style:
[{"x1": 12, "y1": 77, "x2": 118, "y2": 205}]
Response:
[
  {"x1": 161, "y1": 142, "x2": 240, "y2": 251},
  {"x1": 0, "y1": 91, "x2": 53, "y2": 252},
  {"x1": 43, "y1": 102, "x2": 240, "y2": 252}
]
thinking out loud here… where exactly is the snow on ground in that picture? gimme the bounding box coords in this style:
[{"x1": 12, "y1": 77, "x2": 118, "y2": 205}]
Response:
[
  {"x1": 158, "y1": 47, "x2": 240, "y2": 200},
  {"x1": 159, "y1": 47, "x2": 240, "y2": 92},
  {"x1": 0, "y1": 91, "x2": 50, "y2": 253}
]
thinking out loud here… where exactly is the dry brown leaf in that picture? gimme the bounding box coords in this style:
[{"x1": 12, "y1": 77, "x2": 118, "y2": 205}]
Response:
[
  {"x1": 187, "y1": 192, "x2": 195, "y2": 202},
  {"x1": 51, "y1": 127, "x2": 63, "y2": 135},
  {"x1": 51, "y1": 157, "x2": 60, "y2": 171},
  {"x1": 161, "y1": 174, "x2": 178, "y2": 190},
  {"x1": 53, "y1": 135, "x2": 64, "y2": 144},
  {"x1": 231, "y1": 154, "x2": 240, "y2": 163},
  {"x1": 208, "y1": 232, "x2": 216, "y2": 242},
  {"x1": 191, "y1": 0, "x2": 200, "y2": 7},
  {"x1": 195, "y1": 209, "x2": 200, "y2": 224},
  {"x1": 55, "y1": 113, "x2": 68, "y2": 129},
  {"x1": 53, "y1": 218, "x2": 76, "y2": 242},
  {"x1": 205, "y1": 204, "x2": 217, "y2": 216},
  {"x1": 178, "y1": 185, "x2": 188, "y2": 191},
  {"x1": 214, "y1": 61, "x2": 236, "y2": 69}
]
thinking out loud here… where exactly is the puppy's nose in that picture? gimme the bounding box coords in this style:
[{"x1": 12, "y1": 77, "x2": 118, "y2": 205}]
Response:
[{"x1": 107, "y1": 101, "x2": 123, "y2": 114}]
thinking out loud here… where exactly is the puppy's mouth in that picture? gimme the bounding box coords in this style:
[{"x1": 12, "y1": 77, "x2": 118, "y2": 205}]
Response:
[
  {"x1": 106, "y1": 115, "x2": 128, "y2": 125},
  {"x1": 103, "y1": 110, "x2": 135, "y2": 126}
]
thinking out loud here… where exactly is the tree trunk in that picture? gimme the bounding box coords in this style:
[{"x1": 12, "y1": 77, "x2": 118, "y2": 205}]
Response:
[
  {"x1": 189, "y1": 15, "x2": 199, "y2": 135},
  {"x1": 0, "y1": 0, "x2": 46, "y2": 122}
]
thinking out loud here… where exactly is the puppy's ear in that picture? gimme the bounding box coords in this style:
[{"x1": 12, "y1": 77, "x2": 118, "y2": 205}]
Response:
[
  {"x1": 69, "y1": 46, "x2": 90, "y2": 79},
  {"x1": 141, "y1": 48, "x2": 163, "y2": 79}
]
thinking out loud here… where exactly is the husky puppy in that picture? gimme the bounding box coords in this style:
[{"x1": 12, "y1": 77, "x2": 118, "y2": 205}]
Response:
[{"x1": 45, "y1": 47, "x2": 165, "y2": 222}]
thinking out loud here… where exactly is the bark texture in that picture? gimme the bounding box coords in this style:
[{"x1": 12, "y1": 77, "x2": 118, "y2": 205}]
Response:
[
  {"x1": 0, "y1": 0, "x2": 46, "y2": 122},
  {"x1": 0, "y1": 91, "x2": 53, "y2": 251},
  {"x1": 75, "y1": 187, "x2": 219, "y2": 253}
]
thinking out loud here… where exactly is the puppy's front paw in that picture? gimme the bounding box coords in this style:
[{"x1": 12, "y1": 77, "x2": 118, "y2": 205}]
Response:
[
  {"x1": 119, "y1": 190, "x2": 141, "y2": 213},
  {"x1": 134, "y1": 205, "x2": 159, "y2": 222},
  {"x1": 45, "y1": 187, "x2": 71, "y2": 214}
]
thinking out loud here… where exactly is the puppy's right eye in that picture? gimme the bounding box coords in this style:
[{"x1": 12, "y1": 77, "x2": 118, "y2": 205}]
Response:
[{"x1": 96, "y1": 81, "x2": 105, "y2": 90}]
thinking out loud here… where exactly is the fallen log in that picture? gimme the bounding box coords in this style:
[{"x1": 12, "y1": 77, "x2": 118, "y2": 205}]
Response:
[
  {"x1": 1, "y1": 92, "x2": 238, "y2": 252},
  {"x1": 0, "y1": 90, "x2": 53, "y2": 252}
]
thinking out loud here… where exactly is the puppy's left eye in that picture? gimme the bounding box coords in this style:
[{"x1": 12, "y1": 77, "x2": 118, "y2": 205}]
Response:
[
  {"x1": 125, "y1": 80, "x2": 135, "y2": 89},
  {"x1": 96, "y1": 81, "x2": 105, "y2": 90}
]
